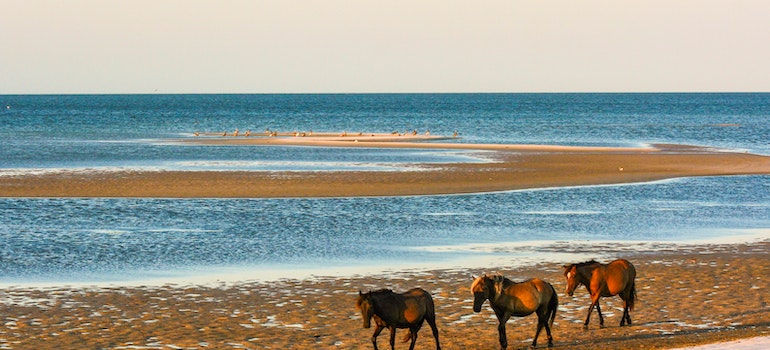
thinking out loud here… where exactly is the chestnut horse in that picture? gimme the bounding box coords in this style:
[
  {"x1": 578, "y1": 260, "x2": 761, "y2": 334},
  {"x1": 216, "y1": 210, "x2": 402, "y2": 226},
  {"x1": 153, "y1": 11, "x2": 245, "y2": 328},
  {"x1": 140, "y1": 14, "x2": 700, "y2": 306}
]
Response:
[
  {"x1": 356, "y1": 288, "x2": 441, "y2": 350},
  {"x1": 562, "y1": 259, "x2": 637, "y2": 329},
  {"x1": 471, "y1": 274, "x2": 558, "y2": 349}
]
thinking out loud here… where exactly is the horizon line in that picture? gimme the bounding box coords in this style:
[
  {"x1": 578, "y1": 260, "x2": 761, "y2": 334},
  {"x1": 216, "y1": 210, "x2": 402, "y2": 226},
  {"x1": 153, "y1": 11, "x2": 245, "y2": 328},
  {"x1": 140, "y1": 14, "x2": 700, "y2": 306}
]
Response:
[{"x1": 2, "y1": 91, "x2": 769, "y2": 96}]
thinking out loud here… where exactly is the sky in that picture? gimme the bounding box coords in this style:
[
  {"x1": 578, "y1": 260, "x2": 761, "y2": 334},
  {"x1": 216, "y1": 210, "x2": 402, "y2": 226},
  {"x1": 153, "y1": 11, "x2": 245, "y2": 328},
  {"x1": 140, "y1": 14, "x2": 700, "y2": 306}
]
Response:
[{"x1": 1, "y1": 0, "x2": 768, "y2": 94}]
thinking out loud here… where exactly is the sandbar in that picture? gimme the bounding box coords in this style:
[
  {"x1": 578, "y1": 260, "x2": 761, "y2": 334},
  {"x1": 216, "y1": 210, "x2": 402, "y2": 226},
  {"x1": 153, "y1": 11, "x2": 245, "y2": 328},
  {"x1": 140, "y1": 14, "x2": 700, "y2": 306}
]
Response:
[{"x1": 1, "y1": 135, "x2": 769, "y2": 198}]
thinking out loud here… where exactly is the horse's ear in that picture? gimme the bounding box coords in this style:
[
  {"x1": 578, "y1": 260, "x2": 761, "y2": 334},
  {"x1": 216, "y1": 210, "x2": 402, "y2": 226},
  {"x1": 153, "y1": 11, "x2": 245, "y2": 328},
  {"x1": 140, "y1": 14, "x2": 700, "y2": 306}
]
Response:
[
  {"x1": 359, "y1": 290, "x2": 363, "y2": 296},
  {"x1": 470, "y1": 275, "x2": 476, "y2": 280}
]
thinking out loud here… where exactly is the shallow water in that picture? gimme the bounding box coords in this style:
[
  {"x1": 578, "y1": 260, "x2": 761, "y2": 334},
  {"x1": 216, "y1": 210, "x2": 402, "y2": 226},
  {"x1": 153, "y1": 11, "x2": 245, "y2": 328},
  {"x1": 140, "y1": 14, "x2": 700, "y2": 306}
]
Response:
[
  {"x1": 1, "y1": 176, "x2": 768, "y2": 285},
  {"x1": 0, "y1": 93, "x2": 768, "y2": 285}
]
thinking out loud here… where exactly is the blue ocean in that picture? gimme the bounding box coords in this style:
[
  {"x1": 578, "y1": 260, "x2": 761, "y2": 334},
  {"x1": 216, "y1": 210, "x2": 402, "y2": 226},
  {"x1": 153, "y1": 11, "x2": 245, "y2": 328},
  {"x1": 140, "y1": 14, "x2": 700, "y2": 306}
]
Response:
[{"x1": 1, "y1": 93, "x2": 769, "y2": 285}]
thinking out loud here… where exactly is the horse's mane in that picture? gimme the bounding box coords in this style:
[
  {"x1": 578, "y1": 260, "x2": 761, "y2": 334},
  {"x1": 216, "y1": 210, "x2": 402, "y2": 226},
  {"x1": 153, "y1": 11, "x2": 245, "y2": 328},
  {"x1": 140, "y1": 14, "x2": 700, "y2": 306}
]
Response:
[
  {"x1": 571, "y1": 260, "x2": 600, "y2": 268},
  {"x1": 368, "y1": 288, "x2": 393, "y2": 295},
  {"x1": 492, "y1": 273, "x2": 509, "y2": 282},
  {"x1": 472, "y1": 273, "x2": 512, "y2": 290}
]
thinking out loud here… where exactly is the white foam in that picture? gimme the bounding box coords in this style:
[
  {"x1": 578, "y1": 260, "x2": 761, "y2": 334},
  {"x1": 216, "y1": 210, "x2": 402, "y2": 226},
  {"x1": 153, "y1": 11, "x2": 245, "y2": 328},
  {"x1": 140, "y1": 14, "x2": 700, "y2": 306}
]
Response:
[
  {"x1": 0, "y1": 160, "x2": 431, "y2": 176},
  {"x1": 87, "y1": 229, "x2": 130, "y2": 235},
  {"x1": 408, "y1": 230, "x2": 769, "y2": 255},
  {"x1": 521, "y1": 211, "x2": 602, "y2": 215}
]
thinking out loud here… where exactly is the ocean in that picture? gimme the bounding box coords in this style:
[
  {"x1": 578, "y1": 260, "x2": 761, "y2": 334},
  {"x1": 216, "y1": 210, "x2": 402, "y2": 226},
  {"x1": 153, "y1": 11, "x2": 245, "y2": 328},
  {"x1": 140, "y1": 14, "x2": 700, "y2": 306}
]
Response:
[{"x1": 1, "y1": 93, "x2": 769, "y2": 286}]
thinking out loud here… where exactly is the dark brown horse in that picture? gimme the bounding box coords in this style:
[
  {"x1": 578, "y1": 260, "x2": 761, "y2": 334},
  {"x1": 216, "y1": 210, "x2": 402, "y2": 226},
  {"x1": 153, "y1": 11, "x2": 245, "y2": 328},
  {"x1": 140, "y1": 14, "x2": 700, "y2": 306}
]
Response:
[
  {"x1": 471, "y1": 274, "x2": 558, "y2": 349},
  {"x1": 356, "y1": 288, "x2": 441, "y2": 350},
  {"x1": 562, "y1": 259, "x2": 637, "y2": 329}
]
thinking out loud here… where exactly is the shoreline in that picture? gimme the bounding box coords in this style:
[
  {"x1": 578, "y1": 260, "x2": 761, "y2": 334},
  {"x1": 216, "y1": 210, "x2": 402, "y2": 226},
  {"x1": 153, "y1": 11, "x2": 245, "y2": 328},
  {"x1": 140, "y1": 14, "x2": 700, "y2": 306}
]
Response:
[
  {"x1": 1, "y1": 140, "x2": 769, "y2": 198},
  {"x1": 1, "y1": 240, "x2": 767, "y2": 349},
  {"x1": 3, "y1": 229, "x2": 768, "y2": 290}
]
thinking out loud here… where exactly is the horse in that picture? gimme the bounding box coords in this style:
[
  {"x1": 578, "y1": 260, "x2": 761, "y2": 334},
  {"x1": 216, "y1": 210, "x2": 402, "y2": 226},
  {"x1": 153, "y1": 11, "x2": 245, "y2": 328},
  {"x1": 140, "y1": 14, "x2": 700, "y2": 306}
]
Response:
[
  {"x1": 562, "y1": 259, "x2": 637, "y2": 329},
  {"x1": 471, "y1": 274, "x2": 558, "y2": 349},
  {"x1": 356, "y1": 288, "x2": 441, "y2": 350}
]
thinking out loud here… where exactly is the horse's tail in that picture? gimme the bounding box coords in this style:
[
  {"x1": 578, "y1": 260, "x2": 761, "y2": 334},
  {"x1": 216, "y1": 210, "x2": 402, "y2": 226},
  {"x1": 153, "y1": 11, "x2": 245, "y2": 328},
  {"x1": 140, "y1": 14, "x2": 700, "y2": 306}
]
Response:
[
  {"x1": 548, "y1": 283, "x2": 559, "y2": 328},
  {"x1": 627, "y1": 280, "x2": 637, "y2": 311},
  {"x1": 401, "y1": 330, "x2": 412, "y2": 343}
]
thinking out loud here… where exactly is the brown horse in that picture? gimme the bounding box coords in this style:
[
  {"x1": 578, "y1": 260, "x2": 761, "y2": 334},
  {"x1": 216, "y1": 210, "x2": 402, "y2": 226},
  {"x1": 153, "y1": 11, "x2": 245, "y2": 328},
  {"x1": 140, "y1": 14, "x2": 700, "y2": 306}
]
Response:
[
  {"x1": 562, "y1": 259, "x2": 637, "y2": 329},
  {"x1": 471, "y1": 274, "x2": 558, "y2": 349},
  {"x1": 356, "y1": 288, "x2": 441, "y2": 350}
]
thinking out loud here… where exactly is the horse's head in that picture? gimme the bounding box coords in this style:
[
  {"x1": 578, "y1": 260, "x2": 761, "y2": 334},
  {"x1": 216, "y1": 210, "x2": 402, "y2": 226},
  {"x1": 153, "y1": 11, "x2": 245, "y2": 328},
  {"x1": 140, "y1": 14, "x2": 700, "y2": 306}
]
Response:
[
  {"x1": 562, "y1": 264, "x2": 580, "y2": 296},
  {"x1": 470, "y1": 274, "x2": 496, "y2": 312},
  {"x1": 356, "y1": 291, "x2": 374, "y2": 328}
]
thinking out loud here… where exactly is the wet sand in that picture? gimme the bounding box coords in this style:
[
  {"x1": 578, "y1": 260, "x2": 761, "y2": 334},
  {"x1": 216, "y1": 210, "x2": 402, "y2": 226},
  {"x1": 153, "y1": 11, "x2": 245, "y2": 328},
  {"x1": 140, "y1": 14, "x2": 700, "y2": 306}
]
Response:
[
  {"x1": 1, "y1": 241, "x2": 768, "y2": 349},
  {"x1": 1, "y1": 136, "x2": 769, "y2": 198}
]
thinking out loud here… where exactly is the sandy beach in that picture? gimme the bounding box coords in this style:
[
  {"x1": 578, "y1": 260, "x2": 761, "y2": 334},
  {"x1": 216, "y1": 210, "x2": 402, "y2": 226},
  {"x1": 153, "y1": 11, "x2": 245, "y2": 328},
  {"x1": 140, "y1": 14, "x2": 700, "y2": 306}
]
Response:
[
  {"x1": 1, "y1": 241, "x2": 767, "y2": 349},
  {"x1": 1, "y1": 135, "x2": 769, "y2": 198}
]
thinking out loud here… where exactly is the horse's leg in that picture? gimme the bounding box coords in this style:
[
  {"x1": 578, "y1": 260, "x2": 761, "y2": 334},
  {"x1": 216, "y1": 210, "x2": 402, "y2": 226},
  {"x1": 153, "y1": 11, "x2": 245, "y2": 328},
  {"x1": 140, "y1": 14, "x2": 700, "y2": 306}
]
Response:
[
  {"x1": 496, "y1": 313, "x2": 510, "y2": 349},
  {"x1": 371, "y1": 325, "x2": 385, "y2": 350},
  {"x1": 581, "y1": 285, "x2": 600, "y2": 329},
  {"x1": 426, "y1": 316, "x2": 441, "y2": 350},
  {"x1": 544, "y1": 316, "x2": 554, "y2": 348},
  {"x1": 625, "y1": 300, "x2": 632, "y2": 325},
  {"x1": 407, "y1": 326, "x2": 419, "y2": 350},
  {"x1": 388, "y1": 326, "x2": 396, "y2": 350},
  {"x1": 498, "y1": 321, "x2": 508, "y2": 349},
  {"x1": 626, "y1": 306, "x2": 632, "y2": 325},
  {"x1": 620, "y1": 294, "x2": 632, "y2": 326},
  {"x1": 620, "y1": 303, "x2": 628, "y2": 326},
  {"x1": 546, "y1": 287, "x2": 557, "y2": 348},
  {"x1": 618, "y1": 294, "x2": 627, "y2": 326},
  {"x1": 584, "y1": 295, "x2": 601, "y2": 329},
  {"x1": 595, "y1": 301, "x2": 605, "y2": 327},
  {"x1": 532, "y1": 312, "x2": 545, "y2": 348}
]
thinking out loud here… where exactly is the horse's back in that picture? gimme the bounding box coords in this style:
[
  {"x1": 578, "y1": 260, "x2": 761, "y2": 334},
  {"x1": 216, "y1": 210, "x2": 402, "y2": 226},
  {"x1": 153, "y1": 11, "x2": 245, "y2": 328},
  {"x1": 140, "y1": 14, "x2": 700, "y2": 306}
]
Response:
[
  {"x1": 608, "y1": 258, "x2": 634, "y2": 269},
  {"x1": 525, "y1": 278, "x2": 554, "y2": 295},
  {"x1": 403, "y1": 287, "x2": 431, "y2": 298},
  {"x1": 532, "y1": 278, "x2": 557, "y2": 304},
  {"x1": 402, "y1": 288, "x2": 436, "y2": 319},
  {"x1": 505, "y1": 278, "x2": 555, "y2": 314},
  {"x1": 507, "y1": 278, "x2": 552, "y2": 293},
  {"x1": 607, "y1": 259, "x2": 636, "y2": 279},
  {"x1": 402, "y1": 288, "x2": 434, "y2": 305},
  {"x1": 603, "y1": 259, "x2": 636, "y2": 295}
]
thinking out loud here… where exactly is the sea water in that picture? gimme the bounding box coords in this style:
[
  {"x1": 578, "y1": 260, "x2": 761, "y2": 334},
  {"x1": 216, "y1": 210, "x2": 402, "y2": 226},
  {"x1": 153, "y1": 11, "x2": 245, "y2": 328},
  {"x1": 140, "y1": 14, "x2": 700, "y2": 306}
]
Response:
[{"x1": 0, "y1": 93, "x2": 768, "y2": 286}]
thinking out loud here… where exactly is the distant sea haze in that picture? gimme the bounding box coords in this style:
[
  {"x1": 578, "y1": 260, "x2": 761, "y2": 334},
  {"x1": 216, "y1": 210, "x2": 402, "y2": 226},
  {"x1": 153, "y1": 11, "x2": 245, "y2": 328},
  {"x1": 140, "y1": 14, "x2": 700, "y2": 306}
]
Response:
[{"x1": 0, "y1": 93, "x2": 768, "y2": 285}]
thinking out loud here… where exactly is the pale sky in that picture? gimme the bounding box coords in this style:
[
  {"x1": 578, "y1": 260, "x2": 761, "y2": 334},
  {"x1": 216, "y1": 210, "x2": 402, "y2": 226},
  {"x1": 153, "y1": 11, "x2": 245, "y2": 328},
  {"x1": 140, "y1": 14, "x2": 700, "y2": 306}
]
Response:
[{"x1": 2, "y1": 0, "x2": 768, "y2": 94}]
